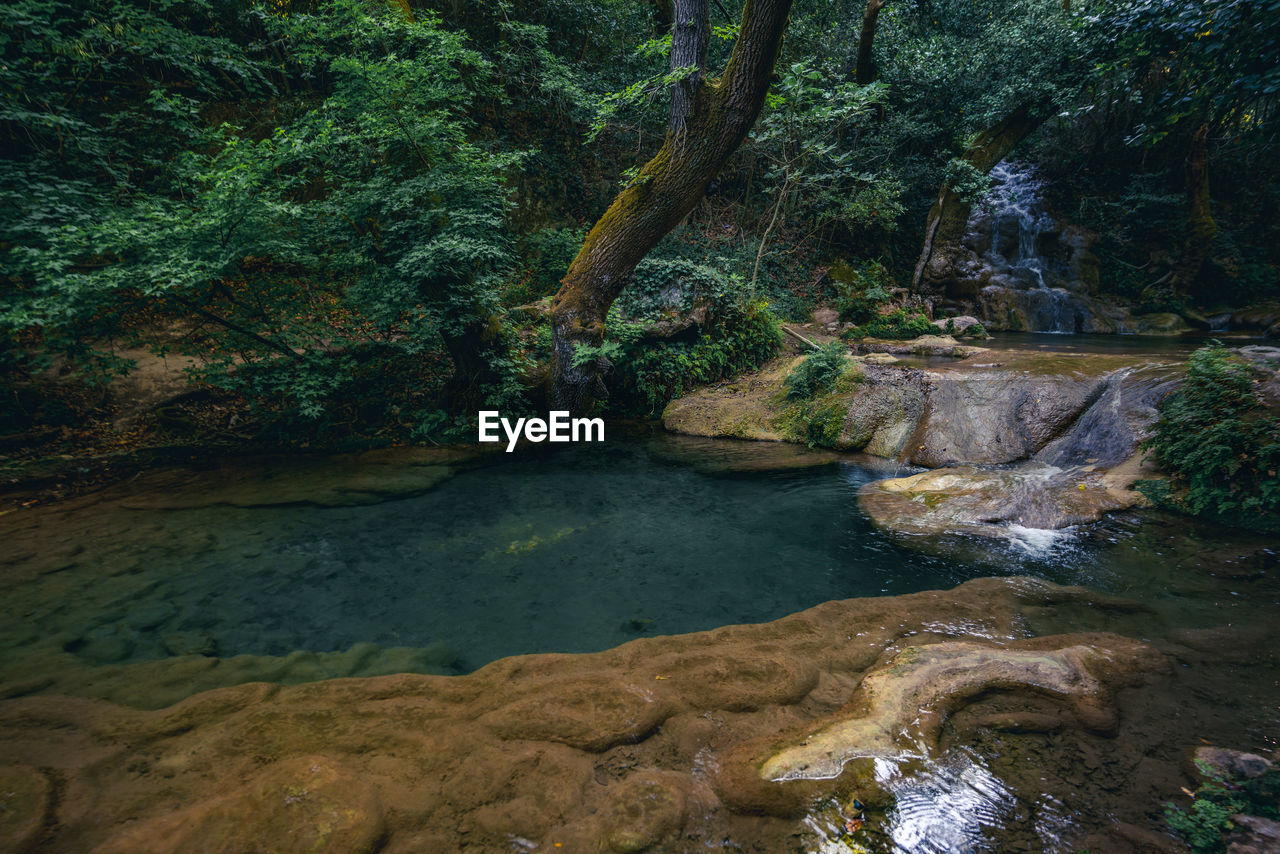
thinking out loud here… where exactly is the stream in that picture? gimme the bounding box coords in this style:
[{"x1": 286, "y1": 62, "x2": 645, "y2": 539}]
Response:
[{"x1": 1, "y1": 421, "x2": 1277, "y2": 852}]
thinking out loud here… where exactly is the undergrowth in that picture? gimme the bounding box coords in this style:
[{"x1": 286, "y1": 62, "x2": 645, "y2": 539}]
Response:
[{"x1": 1137, "y1": 344, "x2": 1280, "y2": 528}]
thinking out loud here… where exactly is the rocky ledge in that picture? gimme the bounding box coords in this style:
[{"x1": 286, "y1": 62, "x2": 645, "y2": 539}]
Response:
[
  {"x1": 663, "y1": 338, "x2": 1184, "y2": 540},
  {"x1": 0, "y1": 577, "x2": 1165, "y2": 853}
]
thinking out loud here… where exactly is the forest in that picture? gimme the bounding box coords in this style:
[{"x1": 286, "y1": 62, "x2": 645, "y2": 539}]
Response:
[
  {"x1": 3, "y1": 0, "x2": 1277, "y2": 445},
  {"x1": 2, "y1": 2, "x2": 1280, "y2": 853}
]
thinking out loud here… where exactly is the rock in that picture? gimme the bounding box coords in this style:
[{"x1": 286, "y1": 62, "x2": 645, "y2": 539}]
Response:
[
  {"x1": 754, "y1": 635, "x2": 1159, "y2": 782},
  {"x1": 660, "y1": 357, "x2": 801, "y2": 443},
  {"x1": 849, "y1": 334, "x2": 989, "y2": 359},
  {"x1": 931, "y1": 315, "x2": 987, "y2": 337},
  {"x1": 1192, "y1": 747, "x2": 1274, "y2": 781},
  {"x1": 1135, "y1": 312, "x2": 1190, "y2": 335},
  {"x1": 162, "y1": 631, "x2": 218, "y2": 657},
  {"x1": 120, "y1": 446, "x2": 474, "y2": 509},
  {"x1": 1225, "y1": 814, "x2": 1280, "y2": 854},
  {"x1": 811, "y1": 307, "x2": 839, "y2": 326},
  {"x1": 602, "y1": 772, "x2": 688, "y2": 852},
  {"x1": 664, "y1": 348, "x2": 1177, "y2": 473},
  {"x1": 1267, "y1": 320, "x2": 1280, "y2": 339},
  {"x1": 859, "y1": 352, "x2": 899, "y2": 365},
  {"x1": 71, "y1": 624, "x2": 136, "y2": 664},
  {"x1": 1231, "y1": 303, "x2": 1280, "y2": 332},
  {"x1": 125, "y1": 601, "x2": 178, "y2": 631},
  {"x1": 977, "y1": 284, "x2": 1116, "y2": 334},
  {"x1": 858, "y1": 463, "x2": 1137, "y2": 537},
  {"x1": 94, "y1": 756, "x2": 386, "y2": 854},
  {"x1": 0, "y1": 766, "x2": 49, "y2": 853},
  {"x1": 639, "y1": 303, "x2": 708, "y2": 340},
  {"x1": 0, "y1": 578, "x2": 1171, "y2": 854}
]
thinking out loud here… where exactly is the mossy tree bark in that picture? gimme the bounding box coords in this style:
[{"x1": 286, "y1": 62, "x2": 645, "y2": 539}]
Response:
[
  {"x1": 910, "y1": 101, "x2": 1047, "y2": 297},
  {"x1": 854, "y1": 0, "x2": 886, "y2": 85},
  {"x1": 549, "y1": 0, "x2": 793, "y2": 413}
]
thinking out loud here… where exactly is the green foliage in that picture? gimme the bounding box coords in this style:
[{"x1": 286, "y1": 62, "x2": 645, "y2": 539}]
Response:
[
  {"x1": 829, "y1": 260, "x2": 895, "y2": 323},
  {"x1": 617, "y1": 300, "x2": 782, "y2": 413},
  {"x1": 2, "y1": 0, "x2": 523, "y2": 434},
  {"x1": 784, "y1": 342, "x2": 850, "y2": 401},
  {"x1": 504, "y1": 227, "x2": 587, "y2": 305},
  {"x1": 944, "y1": 159, "x2": 994, "y2": 204},
  {"x1": 842, "y1": 309, "x2": 935, "y2": 341},
  {"x1": 1139, "y1": 344, "x2": 1280, "y2": 523},
  {"x1": 577, "y1": 261, "x2": 783, "y2": 413},
  {"x1": 1164, "y1": 764, "x2": 1280, "y2": 854}
]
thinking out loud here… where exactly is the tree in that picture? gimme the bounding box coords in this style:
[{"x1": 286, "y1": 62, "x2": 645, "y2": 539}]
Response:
[
  {"x1": 854, "y1": 0, "x2": 886, "y2": 85},
  {"x1": 548, "y1": 0, "x2": 793, "y2": 413}
]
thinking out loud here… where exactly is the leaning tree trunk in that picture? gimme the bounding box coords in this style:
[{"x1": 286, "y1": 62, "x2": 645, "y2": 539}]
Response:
[
  {"x1": 854, "y1": 0, "x2": 886, "y2": 85},
  {"x1": 549, "y1": 0, "x2": 793, "y2": 414},
  {"x1": 911, "y1": 101, "x2": 1047, "y2": 296}
]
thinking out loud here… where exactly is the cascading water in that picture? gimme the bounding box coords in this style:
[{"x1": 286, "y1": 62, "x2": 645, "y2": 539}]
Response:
[
  {"x1": 978, "y1": 162, "x2": 1082, "y2": 334},
  {"x1": 962, "y1": 162, "x2": 1114, "y2": 334},
  {"x1": 985, "y1": 162, "x2": 1054, "y2": 289}
]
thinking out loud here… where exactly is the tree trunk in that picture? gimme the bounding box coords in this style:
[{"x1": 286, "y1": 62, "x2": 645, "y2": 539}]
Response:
[
  {"x1": 854, "y1": 0, "x2": 886, "y2": 85},
  {"x1": 911, "y1": 101, "x2": 1047, "y2": 296},
  {"x1": 549, "y1": 0, "x2": 793, "y2": 413}
]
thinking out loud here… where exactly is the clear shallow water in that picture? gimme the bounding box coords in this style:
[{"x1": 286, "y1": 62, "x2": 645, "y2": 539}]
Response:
[
  {"x1": 4, "y1": 438, "x2": 1005, "y2": 679},
  {"x1": 2, "y1": 433, "x2": 1270, "y2": 685}
]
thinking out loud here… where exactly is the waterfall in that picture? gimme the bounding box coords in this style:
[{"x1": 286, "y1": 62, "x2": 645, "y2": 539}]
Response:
[
  {"x1": 970, "y1": 162, "x2": 1098, "y2": 334},
  {"x1": 985, "y1": 161, "x2": 1053, "y2": 289}
]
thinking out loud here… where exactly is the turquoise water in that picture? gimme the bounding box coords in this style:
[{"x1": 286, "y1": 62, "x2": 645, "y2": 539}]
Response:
[
  {"x1": 39, "y1": 439, "x2": 972, "y2": 673},
  {"x1": 4, "y1": 433, "x2": 1274, "y2": 685}
]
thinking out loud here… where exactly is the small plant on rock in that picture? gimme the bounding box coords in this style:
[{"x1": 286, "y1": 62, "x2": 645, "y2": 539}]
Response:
[{"x1": 784, "y1": 342, "x2": 850, "y2": 400}]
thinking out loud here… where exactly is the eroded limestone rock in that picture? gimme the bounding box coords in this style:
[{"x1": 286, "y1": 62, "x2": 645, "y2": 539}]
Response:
[
  {"x1": 756, "y1": 637, "x2": 1156, "y2": 783},
  {"x1": 857, "y1": 464, "x2": 1138, "y2": 538},
  {"x1": 0, "y1": 577, "x2": 1168, "y2": 854}
]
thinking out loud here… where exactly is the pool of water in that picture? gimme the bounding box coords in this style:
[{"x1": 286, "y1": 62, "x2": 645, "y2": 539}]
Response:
[
  {"x1": 984, "y1": 330, "x2": 1266, "y2": 355},
  {"x1": 0, "y1": 438, "x2": 1016, "y2": 692},
  {"x1": 1, "y1": 433, "x2": 1272, "y2": 697}
]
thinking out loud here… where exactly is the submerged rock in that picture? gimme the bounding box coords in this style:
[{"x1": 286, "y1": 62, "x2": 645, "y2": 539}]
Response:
[
  {"x1": 0, "y1": 766, "x2": 49, "y2": 852},
  {"x1": 120, "y1": 445, "x2": 477, "y2": 509}
]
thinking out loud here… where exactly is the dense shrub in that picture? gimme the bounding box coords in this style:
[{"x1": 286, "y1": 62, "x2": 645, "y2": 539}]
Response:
[
  {"x1": 842, "y1": 309, "x2": 935, "y2": 341},
  {"x1": 569, "y1": 261, "x2": 783, "y2": 414},
  {"x1": 830, "y1": 260, "x2": 895, "y2": 324},
  {"x1": 1138, "y1": 344, "x2": 1280, "y2": 523}
]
